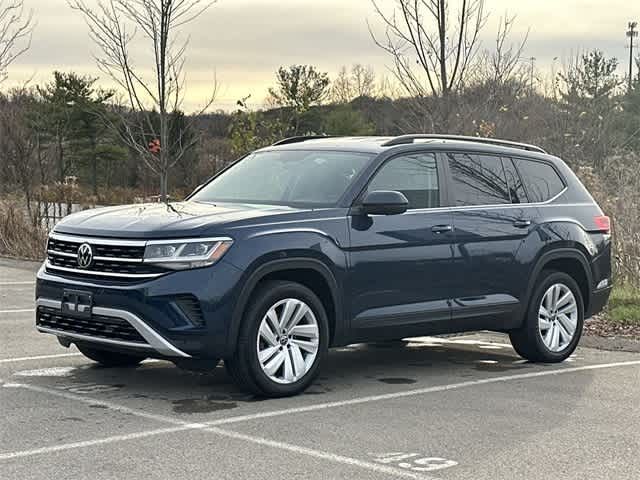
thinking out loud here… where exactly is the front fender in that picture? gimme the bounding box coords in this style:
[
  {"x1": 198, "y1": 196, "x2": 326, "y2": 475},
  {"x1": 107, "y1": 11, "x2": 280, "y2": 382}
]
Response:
[{"x1": 222, "y1": 228, "x2": 348, "y2": 356}]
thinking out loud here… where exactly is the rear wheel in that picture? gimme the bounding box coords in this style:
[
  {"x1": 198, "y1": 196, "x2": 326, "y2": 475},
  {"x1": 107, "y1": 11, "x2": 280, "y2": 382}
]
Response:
[
  {"x1": 509, "y1": 270, "x2": 584, "y2": 362},
  {"x1": 76, "y1": 344, "x2": 146, "y2": 367},
  {"x1": 225, "y1": 280, "x2": 329, "y2": 397}
]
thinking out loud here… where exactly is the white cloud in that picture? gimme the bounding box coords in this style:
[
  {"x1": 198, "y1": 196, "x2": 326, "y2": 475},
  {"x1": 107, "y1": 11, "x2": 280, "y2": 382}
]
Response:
[{"x1": 5, "y1": 0, "x2": 635, "y2": 111}]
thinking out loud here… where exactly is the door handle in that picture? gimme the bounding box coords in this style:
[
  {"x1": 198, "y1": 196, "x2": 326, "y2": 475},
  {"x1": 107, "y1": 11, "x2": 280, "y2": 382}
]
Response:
[
  {"x1": 513, "y1": 219, "x2": 532, "y2": 228},
  {"x1": 432, "y1": 224, "x2": 453, "y2": 234}
]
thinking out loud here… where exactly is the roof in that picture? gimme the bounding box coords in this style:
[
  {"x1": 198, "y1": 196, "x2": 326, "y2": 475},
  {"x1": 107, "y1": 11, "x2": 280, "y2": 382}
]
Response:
[
  {"x1": 260, "y1": 135, "x2": 550, "y2": 158},
  {"x1": 261, "y1": 136, "x2": 393, "y2": 153}
]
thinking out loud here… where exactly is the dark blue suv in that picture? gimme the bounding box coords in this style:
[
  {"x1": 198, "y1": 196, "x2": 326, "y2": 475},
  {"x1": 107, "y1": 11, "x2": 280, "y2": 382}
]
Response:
[{"x1": 36, "y1": 135, "x2": 613, "y2": 397}]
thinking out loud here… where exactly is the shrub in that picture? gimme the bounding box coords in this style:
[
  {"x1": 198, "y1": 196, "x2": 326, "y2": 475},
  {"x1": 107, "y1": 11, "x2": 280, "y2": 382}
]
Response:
[
  {"x1": 576, "y1": 157, "x2": 640, "y2": 287},
  {"x1": 0, "y1": 200, "x2": 48, "y2": 260}
]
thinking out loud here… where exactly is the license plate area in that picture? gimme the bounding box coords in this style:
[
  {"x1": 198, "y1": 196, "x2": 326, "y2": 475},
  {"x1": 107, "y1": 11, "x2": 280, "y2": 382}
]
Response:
[{"x1": 61, "y1": 289, "x2": 93, "y2": 319}]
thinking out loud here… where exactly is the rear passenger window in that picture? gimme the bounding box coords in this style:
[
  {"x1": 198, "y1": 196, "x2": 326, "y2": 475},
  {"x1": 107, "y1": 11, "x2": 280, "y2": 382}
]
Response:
[
  {"x1": 367, "y1": 153, "x2": 439, "y2": 209},
  {"x1": 502, "y1": 158, "x2": 528, "y2": 203},
  {"x1": 513, "y1": 159, "x2": 565, "y2": 203},
  {"x1": 448, "y1": 153, "x2": 510, "y2": 206}
]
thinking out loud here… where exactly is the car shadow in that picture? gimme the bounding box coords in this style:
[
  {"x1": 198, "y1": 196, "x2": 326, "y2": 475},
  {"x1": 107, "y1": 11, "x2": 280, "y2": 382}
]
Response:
[{"x1": 13, "y1": 338, "x2": 538, "y2": 408}]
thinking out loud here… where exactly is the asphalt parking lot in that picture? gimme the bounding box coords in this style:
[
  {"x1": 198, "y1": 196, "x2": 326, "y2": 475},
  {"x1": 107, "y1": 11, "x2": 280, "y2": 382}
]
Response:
[{"x1": 1, "y1": 258, "x2": 639, "y2": 480}]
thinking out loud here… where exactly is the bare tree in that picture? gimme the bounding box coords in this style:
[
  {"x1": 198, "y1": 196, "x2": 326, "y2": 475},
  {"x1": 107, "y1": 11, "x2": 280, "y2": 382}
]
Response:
[
  {"x1": 0, "y1": 0, "x2": 34, "y2": 82},
  {"x1": 369, "y1": 0, "x2": 486, "y2": 106},
  {"x1": 477, "y1": 15, "x2": 528, "y2": 89},
  {"x1": 68, "y1": 0, "x2": 218, "y2": 202},
  {"x1": 352, "y1": 64, "x2": 377, "y2": 98},
  {"x1": 0, "y1": 89, "x2": 39, "y2": 221},
  {"x1": 331, "y1": 66, "x2": 354, "y2": 104},
  {"x1": 331, "y1": 64, "x2": 377, "y2": 104}
]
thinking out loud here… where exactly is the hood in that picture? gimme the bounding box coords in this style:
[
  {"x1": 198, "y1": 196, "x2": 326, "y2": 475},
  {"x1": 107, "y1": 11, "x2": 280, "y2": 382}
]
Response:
[{"x1": 53, "y1": 201, "x2": 304, "y2": 239}]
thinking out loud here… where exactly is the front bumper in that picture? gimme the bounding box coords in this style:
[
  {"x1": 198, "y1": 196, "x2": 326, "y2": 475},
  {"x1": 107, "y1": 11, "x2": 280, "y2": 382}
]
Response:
[
  {"x1": 35, "y1": 259, "x2": 244, "y2": 359},
  {"x1": 36, "y1": 298, "x2": 191, "y2": 357}
]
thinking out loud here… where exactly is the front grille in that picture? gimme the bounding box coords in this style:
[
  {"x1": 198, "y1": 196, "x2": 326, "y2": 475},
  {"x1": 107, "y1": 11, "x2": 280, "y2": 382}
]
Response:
[
  {"x1": 49, "y1": 237, "x2": 145, "y2": 259},
  {"x1": 48, "y1": 255, "x2": 165, "y2": 275},
  {"x1": 37, "y1": 306, "x2": 147, "y2": 344},
  {"x1": 46, "y1": 234, "x2": 168, "y2": 280}
]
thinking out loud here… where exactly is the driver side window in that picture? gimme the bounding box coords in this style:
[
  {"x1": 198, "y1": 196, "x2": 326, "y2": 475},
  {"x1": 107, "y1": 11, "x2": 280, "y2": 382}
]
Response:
[{"x1": 367, "y1": 153, "x2": 440, "y2": 209}]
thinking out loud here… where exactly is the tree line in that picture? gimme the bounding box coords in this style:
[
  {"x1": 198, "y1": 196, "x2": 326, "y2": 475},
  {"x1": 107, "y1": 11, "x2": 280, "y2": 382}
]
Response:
[
  {"x1": 0, "y1": 0, "x2": 639, "y2": 284},
  {"x1": 3, "y1": 50, "x2": 635, "y2": 186}
]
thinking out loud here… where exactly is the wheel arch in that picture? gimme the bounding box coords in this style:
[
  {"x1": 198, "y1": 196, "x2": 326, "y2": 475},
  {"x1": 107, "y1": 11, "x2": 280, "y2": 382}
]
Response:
[
  {"x1": 227, "y1": 258, "x2": 343, "y2": 357},
  {"x1": 524, "y1": 248, "x2": 593, "y2": 322}
]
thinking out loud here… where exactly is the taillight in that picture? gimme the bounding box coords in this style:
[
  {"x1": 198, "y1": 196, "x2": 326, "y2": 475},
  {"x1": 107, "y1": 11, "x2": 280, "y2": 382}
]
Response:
[{"x1": 594, "y1": 215, "x2": 611, "y2": 233}]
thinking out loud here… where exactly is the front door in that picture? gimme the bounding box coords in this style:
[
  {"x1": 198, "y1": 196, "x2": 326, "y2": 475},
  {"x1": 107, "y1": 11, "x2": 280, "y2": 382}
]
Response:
[{"x1": 347, "y1": 151, "x2": 455, "y2": 341}]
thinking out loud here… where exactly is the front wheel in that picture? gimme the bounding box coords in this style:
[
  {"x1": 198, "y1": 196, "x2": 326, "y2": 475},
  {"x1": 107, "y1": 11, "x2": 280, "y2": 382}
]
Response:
[
  {"x1": 509, "y1": 270, "x2": 584, "y2": 363},
  {"x1": 225, "y1": 280, "x2": 329, "y2": 397}
]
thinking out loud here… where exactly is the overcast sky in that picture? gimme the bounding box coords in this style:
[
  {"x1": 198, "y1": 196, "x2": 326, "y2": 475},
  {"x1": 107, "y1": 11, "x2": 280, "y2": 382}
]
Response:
[{"x1": 6, "y1": 0, "x2": 638, "y2": 111}]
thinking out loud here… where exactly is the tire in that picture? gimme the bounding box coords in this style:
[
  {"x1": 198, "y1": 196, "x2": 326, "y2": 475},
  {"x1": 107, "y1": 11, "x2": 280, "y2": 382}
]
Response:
[
  {"x1": 509, "y1": 270, "x2": 584, "y2": 363},
  {"x1": 76, "y1": 344, "x2": 146, "y2": 367},
  {"x1": 225, "y1": 280, "x2": 329, "y2": 398}
]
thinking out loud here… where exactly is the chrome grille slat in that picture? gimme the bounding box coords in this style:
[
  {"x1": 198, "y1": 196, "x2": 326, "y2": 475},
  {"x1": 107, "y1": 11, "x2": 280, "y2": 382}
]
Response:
[
  {"x1": 48, "y1": 250, "x2": 142, "y2": 263},
  {"x1": 47, "y1": 249, "x2": 76, "y2": 258},
  {"x1": 46, "y1": 233, "x2": 166, "y2": 280},
  {"x1": 47, "y1": 233, "x2": 148, "y2": 246}
]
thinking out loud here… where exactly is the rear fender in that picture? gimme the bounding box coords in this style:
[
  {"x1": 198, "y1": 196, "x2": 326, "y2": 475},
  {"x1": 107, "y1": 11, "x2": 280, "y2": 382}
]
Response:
[{"x1": 520, "y1": 247, "x2": 593, "y2": 328}]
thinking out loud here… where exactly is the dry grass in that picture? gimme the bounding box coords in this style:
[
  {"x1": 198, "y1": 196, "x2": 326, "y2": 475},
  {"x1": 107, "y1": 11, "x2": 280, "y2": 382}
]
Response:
[{"x1": 0, "y1": 200, "x2": 48, "y2": 260}]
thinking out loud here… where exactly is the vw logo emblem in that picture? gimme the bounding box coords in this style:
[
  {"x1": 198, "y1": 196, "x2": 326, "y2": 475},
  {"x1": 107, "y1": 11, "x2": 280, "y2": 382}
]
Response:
[{"x1": 77, "y1": 243, "x2": 93, "y2": 269}]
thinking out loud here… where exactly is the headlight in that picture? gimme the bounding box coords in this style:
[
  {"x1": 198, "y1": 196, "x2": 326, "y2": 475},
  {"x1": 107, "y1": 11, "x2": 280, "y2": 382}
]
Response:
[{"x1": 143, "y1": 237, "x2": 233, "y2": 270}]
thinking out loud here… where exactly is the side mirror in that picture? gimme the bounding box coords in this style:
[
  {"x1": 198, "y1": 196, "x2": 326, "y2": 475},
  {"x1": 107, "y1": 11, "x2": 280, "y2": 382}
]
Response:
[{"x1": 361, "y1": 190, "x2": 409, "y2": 216}]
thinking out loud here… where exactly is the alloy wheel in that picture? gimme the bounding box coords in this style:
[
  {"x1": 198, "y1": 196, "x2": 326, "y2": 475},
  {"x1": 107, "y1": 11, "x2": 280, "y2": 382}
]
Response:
[
  {"x1": 538, "y1": 283, "x2": 578, "y2": 352},
  {"x1": 256, "y1": 298, "x2": 320, "y2": 384}
]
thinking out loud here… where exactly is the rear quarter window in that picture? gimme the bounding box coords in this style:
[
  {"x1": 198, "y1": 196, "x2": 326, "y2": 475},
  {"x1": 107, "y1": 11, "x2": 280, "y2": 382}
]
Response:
[
  {"x1": 513, "y1": 159, "x2": 565, "y2": 203},
  {"x1": 447, "y1": 153, "x2": 511, "y2": 206},
  {"x1": 502, "y1": 158, "x2": 528, "y2": 204}
]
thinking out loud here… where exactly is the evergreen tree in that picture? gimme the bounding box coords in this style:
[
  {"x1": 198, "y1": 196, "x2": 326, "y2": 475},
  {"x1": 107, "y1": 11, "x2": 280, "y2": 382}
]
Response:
[{"x1": 35, "y1": 71, "x2": 125, "y2": 194}]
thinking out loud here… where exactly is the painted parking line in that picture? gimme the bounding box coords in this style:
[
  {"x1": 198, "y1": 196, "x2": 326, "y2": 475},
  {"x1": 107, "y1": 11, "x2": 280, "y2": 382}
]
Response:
[
  {"x1": 1, "y1": 382, "x2": 437, "y2": 479},
  {"x1": 204, "y1": 360, "x2": 640, "y2": 427},
  {"x1": 3, "y1": 381, "x2": 200, "y2": 426},
  {"x1": 203, "y1": 426, "x2": 440, "y2": 480},
  {"x1": 0, "y1": 308, "x2": 34, "y2": 314},
  {"x1": 0, "y1": 281, "x2": 35, "y2": 286},
  {"x1": 410, "y1": 336, "x2": 512, "y2": 348},
  {"x1": 0, "y1": 425, "x2": 194, "y2": 461},
  {"x1": 0, "y1": 353, "x2": 83, "y2": 364},
  {"x1": 2, "y1": 359, "x2": 639, "y2": 466},
  {"x1": 0, "y1": 422, "x2": 437, "y2": 480}
]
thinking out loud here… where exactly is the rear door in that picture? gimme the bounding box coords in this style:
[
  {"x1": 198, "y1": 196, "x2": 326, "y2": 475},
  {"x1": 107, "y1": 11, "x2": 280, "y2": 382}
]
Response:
[
  {"x1": 347, "y1": 151, "x2": 455, "y2": 340},
  {"x1": 444, "y1": 151, "x2": 534, "y2": 329}
]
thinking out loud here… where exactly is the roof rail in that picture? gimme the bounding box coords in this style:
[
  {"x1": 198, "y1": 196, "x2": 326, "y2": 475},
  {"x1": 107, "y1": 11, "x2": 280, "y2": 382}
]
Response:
[
  {"x1": 381, "y1": 134, "x2": 546, "y2": 154},
  {"x1": 271, "y1": 135, "x2": 338, "y2": 146}
]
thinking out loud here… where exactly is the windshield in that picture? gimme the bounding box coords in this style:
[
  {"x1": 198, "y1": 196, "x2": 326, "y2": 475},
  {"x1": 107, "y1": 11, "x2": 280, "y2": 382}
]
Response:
[{"x1": 191, "y1": 150, "x2": 373, "y2": 207}]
